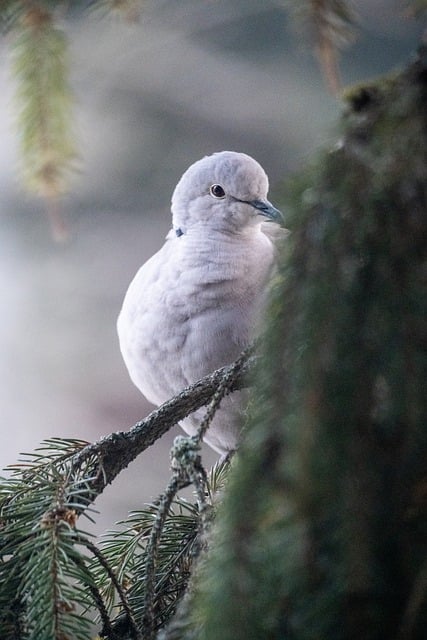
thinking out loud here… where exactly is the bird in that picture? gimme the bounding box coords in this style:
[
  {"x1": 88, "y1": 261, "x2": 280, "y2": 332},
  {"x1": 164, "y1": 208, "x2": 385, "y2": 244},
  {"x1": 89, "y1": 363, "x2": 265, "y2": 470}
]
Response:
[{"x1": 117, "y1": 151, "x2": 283, "y2": 455}]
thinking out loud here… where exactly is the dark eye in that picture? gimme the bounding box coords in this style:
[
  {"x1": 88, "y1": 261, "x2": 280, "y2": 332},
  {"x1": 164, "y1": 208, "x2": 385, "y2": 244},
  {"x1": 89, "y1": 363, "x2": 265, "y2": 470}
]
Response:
[{"x1": 210, "y1": 184, "x2": 226, "y2": 199}]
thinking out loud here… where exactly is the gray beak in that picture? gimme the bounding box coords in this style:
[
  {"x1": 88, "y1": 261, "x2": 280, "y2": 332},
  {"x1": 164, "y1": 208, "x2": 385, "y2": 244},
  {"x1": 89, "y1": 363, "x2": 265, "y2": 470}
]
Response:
[{"x1": 249, "y1": 198, "x2": 284, "y2": 224}]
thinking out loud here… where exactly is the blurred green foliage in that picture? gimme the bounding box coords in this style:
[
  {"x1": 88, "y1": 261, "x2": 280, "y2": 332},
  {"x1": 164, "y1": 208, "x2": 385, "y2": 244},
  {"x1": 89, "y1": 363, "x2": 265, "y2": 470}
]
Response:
[{"x1": 192, "y1": 45, "x2": 427, "y2": 640}]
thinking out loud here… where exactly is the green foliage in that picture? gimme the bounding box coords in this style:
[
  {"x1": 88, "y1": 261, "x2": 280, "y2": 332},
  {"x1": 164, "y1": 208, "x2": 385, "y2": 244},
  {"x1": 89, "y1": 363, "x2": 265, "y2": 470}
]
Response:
[
  {"x1": 97, "y1": 499, "x2": 200, "y2": 634},
  {"x1": 190, "y1": 47, "x2": 427, "y2": 640},
  {"x1": 1, "y1": 0, "x2": 144, "y2": 238},
  {"x1": 0, "y1": 435, "x2": 230, "y2": 640},
  {"x1": 11, "y1": 5, "x2": 75, "y2": 199},
  {"x1": 0, "y1": 439, "x2": 96, "y2": 640},
  {"x1": 96, "y1": 459, "x2": 229, "y2": 638}
]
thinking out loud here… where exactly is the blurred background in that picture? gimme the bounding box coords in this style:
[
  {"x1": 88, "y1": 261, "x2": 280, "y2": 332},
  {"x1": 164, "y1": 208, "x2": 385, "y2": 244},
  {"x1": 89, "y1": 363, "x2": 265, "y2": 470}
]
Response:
[{"x1": 0, "y1": 0, "x2": 423, "y2": 534}]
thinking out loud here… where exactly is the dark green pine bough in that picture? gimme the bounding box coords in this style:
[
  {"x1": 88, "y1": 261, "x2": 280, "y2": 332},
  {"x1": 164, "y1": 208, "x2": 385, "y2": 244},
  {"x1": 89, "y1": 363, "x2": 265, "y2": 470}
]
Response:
[{"x1": 189, "y1": 47, "x2": 427, "y2": 640}]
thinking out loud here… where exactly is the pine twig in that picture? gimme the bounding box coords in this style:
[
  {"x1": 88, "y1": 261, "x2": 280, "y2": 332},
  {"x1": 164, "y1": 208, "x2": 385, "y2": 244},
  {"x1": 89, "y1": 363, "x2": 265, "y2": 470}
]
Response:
[
  {"x1": 142, "y1": 476, "x2": 186, "y2": 640},
  {"x1": 196, "y1": 344, "x2": 256, "y2": 443},
  {"x1": 70, "y1": 551, "x2": 117, "y2": 640},
  {"x1": 75, "y1": 536, "x2": 143, "y2": 640}
]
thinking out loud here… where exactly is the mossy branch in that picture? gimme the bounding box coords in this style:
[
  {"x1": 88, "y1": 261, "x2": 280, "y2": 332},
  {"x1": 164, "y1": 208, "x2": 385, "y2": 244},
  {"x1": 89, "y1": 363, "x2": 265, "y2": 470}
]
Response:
[{"x1": 71, "y1": 353, "x2": 255, "y2": 503}]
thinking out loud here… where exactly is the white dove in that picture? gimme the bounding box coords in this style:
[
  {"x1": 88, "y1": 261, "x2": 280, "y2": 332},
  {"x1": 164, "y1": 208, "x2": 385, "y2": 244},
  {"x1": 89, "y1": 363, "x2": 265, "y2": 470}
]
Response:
[{"x1": 117, "y1": 151, "x2": 283, "y2": 454}]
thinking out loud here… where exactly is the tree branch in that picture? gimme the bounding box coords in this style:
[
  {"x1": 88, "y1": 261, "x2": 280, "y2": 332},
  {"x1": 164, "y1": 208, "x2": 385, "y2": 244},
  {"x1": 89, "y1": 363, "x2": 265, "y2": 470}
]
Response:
[{"x1": 70, "y1": 353, "x2": 256, "y2": 503}]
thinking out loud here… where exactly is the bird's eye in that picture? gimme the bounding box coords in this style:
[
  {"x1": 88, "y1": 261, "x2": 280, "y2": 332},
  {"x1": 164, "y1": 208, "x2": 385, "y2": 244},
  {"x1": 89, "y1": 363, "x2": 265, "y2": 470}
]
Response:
[{"x1": 210, "y1": 184, "x2": 226, "y2": 199}]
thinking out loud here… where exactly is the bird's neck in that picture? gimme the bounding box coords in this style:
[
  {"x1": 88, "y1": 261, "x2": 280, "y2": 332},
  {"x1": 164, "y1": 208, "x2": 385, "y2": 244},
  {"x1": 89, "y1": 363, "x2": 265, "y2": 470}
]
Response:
[
  {"x1": 175, "y1": 224, "x2": 274, "y2": 272},
  {"x1": 180, "y1": 222, "x2": 263, "y2": 244}
]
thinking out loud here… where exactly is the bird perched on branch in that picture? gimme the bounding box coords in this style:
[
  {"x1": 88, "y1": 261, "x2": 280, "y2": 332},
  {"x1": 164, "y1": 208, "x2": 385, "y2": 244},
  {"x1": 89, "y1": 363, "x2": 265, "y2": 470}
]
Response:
[{"x1": 117, "y1": 151, "x2": 284, "y2": 454}]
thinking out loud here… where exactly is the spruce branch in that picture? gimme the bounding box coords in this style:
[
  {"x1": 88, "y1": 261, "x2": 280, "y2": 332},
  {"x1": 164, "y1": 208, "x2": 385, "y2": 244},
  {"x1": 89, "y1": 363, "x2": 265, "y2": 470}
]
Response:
[
  {"x1": 286, "y1": 0, "x2": 357, "y2": 93},
  {"x1": 92, "y1": 459, "x2": 230, "y2": 639},
  {"x1": 105, "y1": 490, "x2": 207, "y2": 638},
  {"x1": 142, "y1": 475, "x2": 186, "y2": 640},
  {"x1": 70, "y1": 351, "x2": 255, "y2": 507},
  {"x1": 11, "y1": 3, "x2": 76, "y2": 240},
  {"x1": 0, "y1": 468, "x2": 97, "y2": 639},
  {"x1": 70, "y1": 548, "x2": 120, "y2": 640},
  {"x1": 76, "y1": 535, "x2": 142, "y2": 640},
  {"x1": 0, "y1": 352, "x2": 252, "y2": 638},
  {"x1": 138, "y1": 433, "x2": 213, "y2": 640},
  {"x1": 83, "y1": 349, "x2": 252, "y2": 638}
]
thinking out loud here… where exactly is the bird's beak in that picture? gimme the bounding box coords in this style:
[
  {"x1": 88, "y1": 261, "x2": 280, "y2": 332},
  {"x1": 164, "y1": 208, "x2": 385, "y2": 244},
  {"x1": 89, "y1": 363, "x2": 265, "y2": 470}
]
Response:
[{"x1": 249, "y1": 198, "x2": 284, "y2": 224}]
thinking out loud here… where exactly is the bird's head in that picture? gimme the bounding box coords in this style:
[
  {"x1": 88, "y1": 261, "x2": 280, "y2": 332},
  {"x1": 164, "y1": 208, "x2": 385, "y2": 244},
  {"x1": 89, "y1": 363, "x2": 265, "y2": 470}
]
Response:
[{"x1": 171, "y1": 151, "x2": 283, "y2": 236}]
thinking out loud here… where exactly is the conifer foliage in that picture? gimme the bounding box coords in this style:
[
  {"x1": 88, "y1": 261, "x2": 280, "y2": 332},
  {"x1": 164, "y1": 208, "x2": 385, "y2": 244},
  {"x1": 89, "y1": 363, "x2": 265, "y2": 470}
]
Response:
[
  {"x1": 0, "y1": 434, "x2": 231, "y2": 639},
  {"x1": 0, "y1": 351, "x2": 246, "y2": 639},
  {"x1": 0, "y1": 439, "x2": 95, "y2": 639},
  {"x1": 1, "y1": 0, "x2": 143, "y2": 239}
]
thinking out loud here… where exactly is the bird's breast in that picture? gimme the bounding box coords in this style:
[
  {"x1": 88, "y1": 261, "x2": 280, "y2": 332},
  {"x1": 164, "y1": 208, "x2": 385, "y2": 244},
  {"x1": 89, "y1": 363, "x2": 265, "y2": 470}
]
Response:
[{"x1": 118, "y1": 229, "x2": 275, "y2": 404}]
